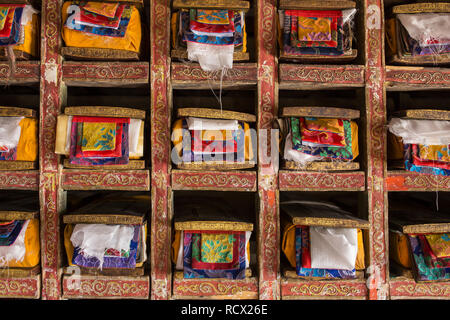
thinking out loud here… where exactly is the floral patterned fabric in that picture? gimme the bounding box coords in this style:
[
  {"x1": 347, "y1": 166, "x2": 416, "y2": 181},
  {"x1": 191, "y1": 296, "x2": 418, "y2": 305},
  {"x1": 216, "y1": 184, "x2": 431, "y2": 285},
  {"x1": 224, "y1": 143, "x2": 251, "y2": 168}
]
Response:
[
  {"x1": 0, "y1": 8, "x2": 9, "y2": 30},
  {"x1": 425, "y1": 233, "x2": 450, "y2": 258},
  {"x1": 183, "y1": 231, "x2": 246, "y2": 279},
  {"x1": 0, "y1": 7, "x2": 23, "y2": 46},
  {"x1": 408, "y1": 235, "x2": 450, "y2": 281},
  {"x1": 195, "y1": 9, "x2": 230, "y2": 25},
  {"x1": 295, "y1": 226, "x2": 356, "y2": 279},
  {"x1": 75, "y1": 4, "x2": 125, "y2": 29},
  {"x1": 81, "y1": 122, "x2": 117, "y2": 152},
  {"x1": 404, "y1": 144, "x2": 450, "y2": 176}
]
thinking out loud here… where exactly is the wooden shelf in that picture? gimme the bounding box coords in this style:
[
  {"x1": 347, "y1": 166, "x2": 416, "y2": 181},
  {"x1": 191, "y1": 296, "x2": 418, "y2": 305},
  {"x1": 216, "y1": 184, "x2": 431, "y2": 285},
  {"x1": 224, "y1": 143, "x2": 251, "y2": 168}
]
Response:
[
  {"x1": 172, "y1": 271, "x2": 258, "y2": 299},
  {"x1": 61, "y1": 169, "x2": 150, "y2": 191},
  {"x1": 63, "y1": 159, "x2": 146, "y2": 170},
  {"x1": 0, "y1": 275, "x2": 41, "y2": 299},
  {"x1": 172, "y1": 0, "x2": 250, "y2": 11},
  {"x1": 279, "y1": 170, "x2": 365, "y2": 191},
  {"x1": 280, "y1": 50, "x2": 358, "y2": 64},
  {"x1": 279, "y1": 0, "x2": 356, "y2": 10},
  {"x1": 0, "y1": 61, "x2": 40, "y2": 84},
  {"x1": 171, "y1": 62, "x2": 257, "y2": 89},
  {"x1": 62, "y1": 275, "x2": 150, "y2": 299},
  {"x1": 62, "y1": 61, "x2": 149, "y2": 87},
  {"x1": 171, "y1": 50, "x2": 249, "y2": 62},
  {"x1": 386, "y1": 66, "x2": 450, "y2": 90},
  {"x1": 0, "y1": 170, "x2": 39, "y2": 190},
  {"x1": 386, "y1": 170, "x2": 450, "y2": 191},
  {"x1": 281, "y1": 277, "x2": 367, "y2": 300},
  {"x1": 390, "y1": 277, "x2": 450, "y2": 300},
  {"x1": 172, "y1": 169, "x2": 257, "y2": 191},
  {"x1": 279, "y1": 64, "x2": 365, "y2": 90},
  {"x1": 393, "y1": 109, "x2": 450, "y2": 121}
]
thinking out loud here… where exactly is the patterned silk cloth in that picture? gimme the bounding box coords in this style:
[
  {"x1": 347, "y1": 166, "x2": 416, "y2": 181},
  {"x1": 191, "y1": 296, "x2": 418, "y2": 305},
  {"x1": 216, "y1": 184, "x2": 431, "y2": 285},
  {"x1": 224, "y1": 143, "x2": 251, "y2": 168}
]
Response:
[
  {"x1": 284, "y1": 116, "x2": 358, "y2": 164},
  {"x1": 183, "y1": 231, "x2": 246, "y2": 279},
  {"x1": 280, "y1": 9, "x2": 355, "y2": 57}
]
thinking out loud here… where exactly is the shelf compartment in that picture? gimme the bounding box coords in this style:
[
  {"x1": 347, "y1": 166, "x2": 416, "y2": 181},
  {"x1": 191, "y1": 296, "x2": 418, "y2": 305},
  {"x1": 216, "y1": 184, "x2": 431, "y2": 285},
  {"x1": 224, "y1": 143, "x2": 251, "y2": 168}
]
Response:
[
  {"x1": 279, "y1": 171, "x2": 365, "y2": 191},
  {"x1": 62, "y1": 275, "x2": 150, "y2": 299},
  {"x1": 386, "y1": 66, "x2": 450, "y2": 91},
  {"x1": 390, "y1": 277, "x2": 450, "y2": 300},
  {"x1": 0, "y1": 61, "x2": 40, "y2": 84},
  {"x1": 61, "y1": 169, "x2": 150, "y2": 191},
  {"x1": 0, "y1": 170, "x2": 39, "y2": 190},
  {"x1": 172, "y1": 271, "x2": 258, "y2": 299},
  {"x1": 387, "y1": 170, "x2": 450, "y2": 191},
  {"x1": 172, "y1": 0, "x2": 250, "y2": 11},
  {"x1": 172, "y1": 169, "x2": 257, "y2": 191},
  {"x1": 279, "y1": 64, "x2": 365, "y2": 89},
  {"x1": 62, "y1": 62, "x2": 149, "y2": 87},
  {"x1": 0, "y1": 275, "x2": 40, "y2": 299},
  {"x1": 171, "y1": 62, "x2": 257, "y2": 89},
  {"x1": 281, "y1": 276, "x2": 367, "y2": 300}
]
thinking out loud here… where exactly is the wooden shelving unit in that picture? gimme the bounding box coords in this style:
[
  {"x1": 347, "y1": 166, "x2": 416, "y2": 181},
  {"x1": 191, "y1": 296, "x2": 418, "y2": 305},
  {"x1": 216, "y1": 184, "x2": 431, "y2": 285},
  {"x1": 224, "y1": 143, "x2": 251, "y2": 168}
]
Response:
[{"x1": 0, "y1": 0, "x2": 446, "y2": 300}]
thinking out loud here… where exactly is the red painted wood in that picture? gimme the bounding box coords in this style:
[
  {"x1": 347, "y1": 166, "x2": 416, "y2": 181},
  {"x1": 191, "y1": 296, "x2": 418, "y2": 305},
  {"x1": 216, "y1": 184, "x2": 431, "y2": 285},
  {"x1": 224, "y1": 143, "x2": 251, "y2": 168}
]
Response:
[
  {"x1": 281, "y1": 279, "x2": 368, "y2": 299},
  {"x1": 390, "y1": 279, "x2": 450, "y2": 299},
  {"x1": 0, "y1": 170, "x2": 39, "y2": 190},
  {"x1": 386, "y1": 66, "x2": 450, "y2": 89},
  {"x1": 386, "y1": 171, "x2": 450, "y2": 191},
  {"x1": 279, "y1": 171, "x2": 365, "y2": 191},
  {"x1": 0, "y1": 276, "x2": 40, "y2": 299},
  {"x1": 172, "y1": 170, "x2": 257, "y2": 191},
  {"x1": 0, "y1": 61, "x2": 40, "y2": 84}
]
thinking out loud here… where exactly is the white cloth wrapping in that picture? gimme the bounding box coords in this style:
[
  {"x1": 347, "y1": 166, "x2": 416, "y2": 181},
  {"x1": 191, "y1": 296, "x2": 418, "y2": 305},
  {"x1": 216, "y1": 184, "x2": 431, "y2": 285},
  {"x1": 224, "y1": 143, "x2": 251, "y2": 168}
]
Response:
[
  {"x1": 128, "y1": 118, "x2": 141, "y2": 155},
  {"x1": 0, "y1": 116, "x2": 24, "y2": 152},
  {"x1": 65, "y1": 116, "x2": 73, "y2": 154},
  {"x1": 187, "y1": 117, "x2": 239, "y2": 131},
  {"x1": 21, "y1": 5, "x2": 39, "y2": 26},
  {"x1": 283, "y1": 132, "x2": 323, "y2": 164},
  {"x1": 310, "y1": 227, "x2": 358, "y2": 270},
  {"x1": 175, "y1": 231, "x2": 251, "y2": 270},
  {"x1": 388, "y1": 118, "x2": 450, "y2": 145},
  {"x1": 187, "y1": 41, "x2": 234, "y2": 72},
  {"x1": 398, "y1": 13, "x2": 450, "y2": 46},
  {"x1": 70, "y1": 224, "x2": 135, "y2": 269},
  {"x1": 191, "y1": 29, "x2": 234, "y2": 38},
  {"x1": 0, "y1": 220, "x2": 30, "y2": 266}
]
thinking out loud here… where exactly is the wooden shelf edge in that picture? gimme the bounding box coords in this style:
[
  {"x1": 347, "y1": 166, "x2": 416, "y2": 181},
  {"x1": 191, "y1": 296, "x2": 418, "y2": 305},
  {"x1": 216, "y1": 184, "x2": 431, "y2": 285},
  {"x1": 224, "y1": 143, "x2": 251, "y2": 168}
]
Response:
[
  {"x1": 279, "y1": 170, "x2": 366, "y2": 191},
  {"x1": 0, "y1": 61, "x2": 40, "y2": 84},
  {"x1": 386, "y1": 170, "x2": 450, "y2": 191},
  {"x1": 0, "y1": 274, "x2": 40, "y2": 299},
  {"x1": 0, "y1": 170, "x2": 39, "y2": 190}
]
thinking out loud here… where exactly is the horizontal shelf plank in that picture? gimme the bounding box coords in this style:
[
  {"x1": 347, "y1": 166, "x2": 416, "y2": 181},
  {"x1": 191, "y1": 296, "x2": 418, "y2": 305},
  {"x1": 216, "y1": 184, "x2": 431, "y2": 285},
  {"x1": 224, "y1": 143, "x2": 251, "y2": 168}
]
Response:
[
  {"x1": 0, "y1": 61, "x2": 40, "y2": 84},
  {"x1": 279, "y1": 0, "x2": 356, "y2": 10},
  {"x1": 175, "y1": 162, "x2": 256, "y2": 171},
  {"x1": 63, "y1": 61, "x2": 149, "y2": 87},
  {"x1": 386, "y1": 170, "x2": 450, "y2": 191},
  {"x1": 281, "y1": 277, "x2": 367, "y2": 300},
  {"x1": 0, "y1": 275, "x2": 40, "y2": 299},
  {"x1": 172, "y1": 271, "x2": 258, "y2": 299},
  {"x1": 171, "y1": 62, "x2": 257, "y2": 89},
  {"x1": 282, "y1": 161, "x2": 360, "y2": 171},
  {"x1": 64, "y1": 106, "x2": 146, "y2": 119},
  {"x1": 279, "y1": 171, "x2": 365, "y2": 191},
  {"x1": 63, "y1": 266, "x2": 144, "y2": 277},
  {"x1": 0, "y1": 266, "x2": 40, "y2": 278},
  {"x1": 172, "y1": 169, "x2": 257, "y2": 191},
  {"x1": 61, "y1": 169, "x2": 150, "y2": 191},
  {"x1": 393, "y1": 2, "x2": 450, "y2": 14},
  {"x1": 0, "y1": 170, "x2": 39, "y2": 190},
  {"x1": 386, "y1": 66, "x2": 450, "y2": 90},
  {"x1": 63, "y1": 214, "x2": 145, "y2": 225},
  {"x1": 281, "y1": 107, "x2": 360, "y2": 119},
  {"x1": 279, "y1": 64, "x2": 365, "y2": 89},
  {"x1": 177, "y1": 107, "x2": 256, "y2": 122},
  {"x1": 390, "y1": 277, "x2": 450, "y2": 299},
  {"x1": 172, "y1": 0, "x2": 250, "y2": 10},
  {"x1": 393, "y1": 109, "x2": 450, "y2": 121},
  {"x1": 62, "y1": 275, "x2": 149, "y2": 299},
  {"x1": 63, "y1": 159, "x2": 146, "y2": 170},
  {"x1": 280, "y1": 50, "x2": 358, "y2": 64},
  {"x1": 0, "y1": 210, "x2": 38, "y2": 220},
  {"x1": 61, "y1": 47, "x2": 139, "y2": 61},
  {"x1": 171, "y1": 50, "x2": 249, "y2": 62}
]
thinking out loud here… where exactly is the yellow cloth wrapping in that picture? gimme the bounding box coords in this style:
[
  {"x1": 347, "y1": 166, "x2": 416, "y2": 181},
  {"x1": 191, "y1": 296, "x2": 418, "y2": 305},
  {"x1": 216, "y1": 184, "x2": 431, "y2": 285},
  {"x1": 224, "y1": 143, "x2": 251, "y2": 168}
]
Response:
[
  {"x1": 419, "y1": 145, "x2": 449, "y2": 162},
  {"x1": 81, "y1": 2, "x2": 120, "y2": 19},
  {"x1": 351, "y1": 121, "x2": 359, "y2": 161},
  {"x1": 424, "y1": 233, "x2": 450, "y2": 258},
  {"x1": 5, "y1": 219, "x2": 40, "y2": 268},
  {"x1": 16, "y1": 118, "x2": 38, "y2": 161},
  {"x1": 281, "y1": 224, "x2": 365, "y2": 270},
  {"x1": 64, "y1": 223, "x2": 147, "y2": 268},
  {"x1": 81, "y1": 122, "x2": 116, "y2": 152},
  {"x1": 171, "y1": 230, "x2": 250, "y2": 265},
  {"x1": 297, "y1": 17, "x2": 331, "y2": 41},
  {"x1": 61, "y1": 2, "x2": 141, "y2": 53},
  {"x1": 172, "y1": 118, "x2": 254, "y2": 161},
  {"x1": 14, "y1": 13, "x2": 39, "y2": 57},
  {"x1": 55, "y1": 114, "x2": 69, "y2": 155},
  {"x1": 385, "y1": 18, "x2": 397, "y2": 57},
  {"x1": 388, "y1": 132, "x2": 404, "y2": 161},
  {"x1": 389, "y1": 230, "x2": 412, "y2": 269}
]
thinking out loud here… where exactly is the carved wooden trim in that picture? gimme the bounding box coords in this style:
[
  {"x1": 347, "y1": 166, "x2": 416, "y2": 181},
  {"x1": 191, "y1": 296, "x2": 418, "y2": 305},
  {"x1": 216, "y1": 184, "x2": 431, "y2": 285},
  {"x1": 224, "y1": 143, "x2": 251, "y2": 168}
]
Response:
[
  {"x1": 279, "y1": 64, "x2": 365, "y2": 88},
  {"x1": 386, "y1": 171, "x2": 450, "y2": 191},
  {"x1": 279, "y1": 171, "x2": 365, "y2": 191},
  {"x1": 62, "y1": 275, "x2": 150, "y2": 299},
  {"x1": 390, "y1": 278, "x2": 450, "y2": 299},
  {"x1": 281, "y1": 278, "x2": 368, "y2": 299},
  {"x1": 61, "y1": 169, "x2": 150, "y2": 191},
  {"x1": 0, "y1": 276, "x2": 41, "y2": 299},
  {"x1": 0, "y1": 61, "x2": 40, "y2": 84},
  {"x1": 0, "y1": 170, "x2": 39, "y2": 190},
  {"x1": 386, "y1": 66, "x2": 450, "y2": 89},
  {"x1": 63, "y1": 62, "x2": 149, "y2": 86},
  {"x1": 172, "y1": 170, "x2": 257, "y2": 191}
]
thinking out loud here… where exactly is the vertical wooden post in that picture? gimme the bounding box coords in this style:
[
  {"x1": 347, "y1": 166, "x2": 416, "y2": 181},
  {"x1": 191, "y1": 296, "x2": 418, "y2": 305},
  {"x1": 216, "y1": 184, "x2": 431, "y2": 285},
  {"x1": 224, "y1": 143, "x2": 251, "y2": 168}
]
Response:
[
  {"x1": 257, "y1": 0, "x2": 280, "y2": 300},
  {"x1": 150, "y1": 0, "x2": 172, "y2": 300},
  {"x1": 39, "y1": 0, "x2": 64, "y2": 300},
  {"x1": 364, "y1": 0, "x2": 389, "y2": 300}
]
